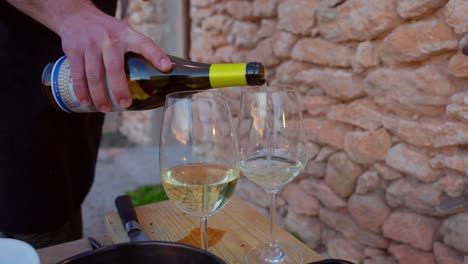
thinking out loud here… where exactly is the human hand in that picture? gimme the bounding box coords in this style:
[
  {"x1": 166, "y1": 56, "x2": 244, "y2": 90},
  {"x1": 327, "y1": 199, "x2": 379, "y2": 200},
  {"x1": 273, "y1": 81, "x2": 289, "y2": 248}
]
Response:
[{"x1": 58, "y1": 6, "x2": 172, "y2": 112}]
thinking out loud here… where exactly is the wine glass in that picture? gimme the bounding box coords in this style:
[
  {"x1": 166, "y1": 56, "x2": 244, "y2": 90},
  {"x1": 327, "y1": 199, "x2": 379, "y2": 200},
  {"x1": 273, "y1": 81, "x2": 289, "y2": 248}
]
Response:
[
  {"x1": 238, "y1": 85, "x2": 308, "y2": 264},
  {"x1": 159, "y1": 90, "x2": 239, "y2": 250}
]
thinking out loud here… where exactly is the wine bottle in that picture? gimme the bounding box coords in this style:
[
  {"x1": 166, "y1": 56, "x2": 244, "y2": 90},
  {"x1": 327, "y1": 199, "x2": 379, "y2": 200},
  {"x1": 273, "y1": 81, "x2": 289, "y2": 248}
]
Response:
[{"x1": 42, "y1": 52, "x2": 265, "y2": 113}]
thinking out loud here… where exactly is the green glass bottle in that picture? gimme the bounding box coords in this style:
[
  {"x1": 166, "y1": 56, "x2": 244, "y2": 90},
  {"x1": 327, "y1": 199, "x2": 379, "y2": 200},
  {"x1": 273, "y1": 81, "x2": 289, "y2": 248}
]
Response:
[{"x1": 42, "y1": 52, "x2": 265, "y2": 113}]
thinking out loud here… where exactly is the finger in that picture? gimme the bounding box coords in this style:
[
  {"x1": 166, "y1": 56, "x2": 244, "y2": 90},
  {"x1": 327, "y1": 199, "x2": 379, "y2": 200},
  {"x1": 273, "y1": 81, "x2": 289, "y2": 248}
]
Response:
[
  {"x1": 102, "y1": 45, "x2": 131, "y2": 109},
  {"x1": 85, "y1": 44, "x2": 111, "y2": 112},
  {"x1": 66, "y1": 49, "x2": 91, "y2": 106},
  {"x1": 127, "y1": 33, "x2": 172, "y2": 72}
]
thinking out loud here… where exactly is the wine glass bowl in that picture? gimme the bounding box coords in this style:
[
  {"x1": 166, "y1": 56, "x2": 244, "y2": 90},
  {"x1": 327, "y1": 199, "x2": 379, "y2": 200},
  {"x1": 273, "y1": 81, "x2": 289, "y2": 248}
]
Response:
[
  {"x1": 238, "y1": 85, "x2": 308, "y2": 264},
  {"x1": 160, "y1": 90, "x2": 239, "y2": 250},
  {"x1": 239, "y1": 149, "x2": 303, "y2": 191}
]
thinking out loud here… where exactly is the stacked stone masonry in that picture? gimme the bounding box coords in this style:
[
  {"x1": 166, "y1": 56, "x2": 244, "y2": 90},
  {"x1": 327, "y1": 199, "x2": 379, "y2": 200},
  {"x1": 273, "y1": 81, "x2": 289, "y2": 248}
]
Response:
[
  {"x1": 189, "y1": 0, "x2": 468, "y2": 263},
  {"x1": 120, "y1": 0, "x2": 468, "y2": 263}
]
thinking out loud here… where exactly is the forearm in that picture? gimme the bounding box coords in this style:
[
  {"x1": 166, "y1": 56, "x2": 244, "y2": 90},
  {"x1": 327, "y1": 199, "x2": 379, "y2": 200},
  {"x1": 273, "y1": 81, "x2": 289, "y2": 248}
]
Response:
[{"x1": 5, "y1": 0, "x2": 98, "y2": 34}]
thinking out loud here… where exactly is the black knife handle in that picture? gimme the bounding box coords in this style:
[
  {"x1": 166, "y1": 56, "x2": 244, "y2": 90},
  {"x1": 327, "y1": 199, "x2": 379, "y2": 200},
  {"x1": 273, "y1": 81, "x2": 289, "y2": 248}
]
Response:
[
  {"x1": 115, "y1": 195, "x2": 140, "y2": 232},
  {"x1": 87, "y1": 237, "x2": 103, "y2": 250}
]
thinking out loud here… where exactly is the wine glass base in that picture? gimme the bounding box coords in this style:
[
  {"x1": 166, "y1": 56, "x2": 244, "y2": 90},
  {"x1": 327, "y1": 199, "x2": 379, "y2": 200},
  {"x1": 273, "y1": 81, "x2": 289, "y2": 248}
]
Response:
[{"x1": 244, "y1": 243, "x2": 303, "y2": 264}]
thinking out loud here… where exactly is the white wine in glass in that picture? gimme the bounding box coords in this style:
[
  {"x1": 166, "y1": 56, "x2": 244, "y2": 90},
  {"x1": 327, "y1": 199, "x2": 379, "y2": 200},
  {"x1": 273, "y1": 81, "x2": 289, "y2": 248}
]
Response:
[
  {"x1": 240, "y1": 155, "x2": 303, "y2": 191},
  {"x1": 238, "y1": 85, "x2": 308, "y2": 264},
  {"x1": 160, "y1": 90, "x2": 240, "y2": 250},
  {"x1": 162, "y1": 163, "x2": 239, "y2": 217}
]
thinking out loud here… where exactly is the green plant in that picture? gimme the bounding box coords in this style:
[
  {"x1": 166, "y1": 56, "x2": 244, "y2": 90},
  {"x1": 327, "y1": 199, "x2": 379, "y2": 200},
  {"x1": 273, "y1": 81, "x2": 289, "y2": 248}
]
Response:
[
  {"x1": 126, "y1": 184, "x2": 169, "y2": 206},
  {"x1": 100, "y1": 131, "x2": 135, "y2": 148},
  {"x1": 290, "y1": 232, "x2": 304, "y2": 243}
]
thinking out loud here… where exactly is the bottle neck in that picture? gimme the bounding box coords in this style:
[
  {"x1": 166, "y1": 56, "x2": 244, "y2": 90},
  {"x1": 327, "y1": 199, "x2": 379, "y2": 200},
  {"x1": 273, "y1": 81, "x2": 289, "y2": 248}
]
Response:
[
  {"x1": 245, "y1": 62, "x2": 265, "y2": 85},
  {"x1": 209, "y1": 62, "x2": 265, "y2": 87}
]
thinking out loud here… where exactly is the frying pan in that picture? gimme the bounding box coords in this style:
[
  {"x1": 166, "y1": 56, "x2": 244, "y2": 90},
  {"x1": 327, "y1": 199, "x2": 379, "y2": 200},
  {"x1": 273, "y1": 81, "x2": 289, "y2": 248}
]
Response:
[{"x1": 56, "y1": 195, "x2": 226, "y2": 264}]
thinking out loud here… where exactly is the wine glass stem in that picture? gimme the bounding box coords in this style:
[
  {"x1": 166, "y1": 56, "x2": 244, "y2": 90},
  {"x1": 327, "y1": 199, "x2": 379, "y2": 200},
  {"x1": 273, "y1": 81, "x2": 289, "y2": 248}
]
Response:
[
  {"x1": 200, "y1": 216, "x2": 208, "y2": 250},
  {"x1": 267, "y1": 190, "x2": 279, "y2": 250}
]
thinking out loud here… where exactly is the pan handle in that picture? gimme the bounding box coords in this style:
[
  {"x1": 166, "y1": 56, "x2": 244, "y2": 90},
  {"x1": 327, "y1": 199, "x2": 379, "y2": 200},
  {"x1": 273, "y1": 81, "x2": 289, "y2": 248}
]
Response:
[
  {"x1": 115, "y1": 195, "x2": 140, "y2": 233},
  {"x1": 87, "y1": 237, "x2": 102, "y2": 250}
]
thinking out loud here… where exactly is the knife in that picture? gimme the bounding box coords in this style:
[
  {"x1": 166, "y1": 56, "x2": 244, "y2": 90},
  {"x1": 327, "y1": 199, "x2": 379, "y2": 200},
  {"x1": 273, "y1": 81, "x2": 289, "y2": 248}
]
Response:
[{"x1": 115, "y1": 195, "x2": 148, "y2": 242}]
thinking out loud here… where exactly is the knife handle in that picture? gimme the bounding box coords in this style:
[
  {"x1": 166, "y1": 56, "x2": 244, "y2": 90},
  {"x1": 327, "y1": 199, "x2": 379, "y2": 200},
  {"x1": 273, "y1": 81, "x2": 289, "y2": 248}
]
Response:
[{"x1": 115, "y1": 195, "x2": 140, "y2": 232}]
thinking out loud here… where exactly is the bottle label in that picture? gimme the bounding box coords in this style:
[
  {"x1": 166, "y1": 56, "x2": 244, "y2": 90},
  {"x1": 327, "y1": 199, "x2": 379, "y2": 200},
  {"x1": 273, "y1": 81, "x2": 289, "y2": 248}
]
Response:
[
  {"x1": 50, "y1": 56, "x2": 99, "y2": 113},
  {"x1": 209, "y1": 64, "x2": 248, "y2": 88}
]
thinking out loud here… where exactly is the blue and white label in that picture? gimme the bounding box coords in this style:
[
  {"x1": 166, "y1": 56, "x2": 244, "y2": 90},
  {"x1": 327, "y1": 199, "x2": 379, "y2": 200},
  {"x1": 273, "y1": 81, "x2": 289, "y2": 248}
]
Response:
[
  {"x1": 50, "y1": 56, "x2": 124, "y2": 113},
  {"x1": 51, "y1": 56, "x2": 73, "y2": 113},
  {"x1": 50, "y1": 56, "x2": 99, "y2": 113}
]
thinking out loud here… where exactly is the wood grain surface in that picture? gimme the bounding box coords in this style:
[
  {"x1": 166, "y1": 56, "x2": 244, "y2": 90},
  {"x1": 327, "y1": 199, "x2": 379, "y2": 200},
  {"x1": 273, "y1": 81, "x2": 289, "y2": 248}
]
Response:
[{"x1": 104, "y1": 196, "x2": 322, "y2": 264}]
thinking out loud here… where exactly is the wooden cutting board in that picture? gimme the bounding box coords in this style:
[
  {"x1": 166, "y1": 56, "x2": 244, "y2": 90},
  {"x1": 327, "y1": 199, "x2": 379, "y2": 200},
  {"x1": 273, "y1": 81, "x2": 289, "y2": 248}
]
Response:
[{"x1": 104, "y1": 196, "x2": 322, "y2": 264}]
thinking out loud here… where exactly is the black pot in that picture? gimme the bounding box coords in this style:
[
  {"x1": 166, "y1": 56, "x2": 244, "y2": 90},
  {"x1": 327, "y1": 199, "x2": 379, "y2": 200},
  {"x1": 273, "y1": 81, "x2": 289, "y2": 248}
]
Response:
[
  {"x1": 56, "y1": 241, "x2": 226, "y2": 264},
  {"x1": 309, "y1": 259, "x2": 356, "y2": 264}
]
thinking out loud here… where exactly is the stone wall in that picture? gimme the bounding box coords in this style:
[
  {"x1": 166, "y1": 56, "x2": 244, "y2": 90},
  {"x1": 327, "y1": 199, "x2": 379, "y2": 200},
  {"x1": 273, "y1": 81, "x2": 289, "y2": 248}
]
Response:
[{"x1": 190, "y1": 0, "x2": 468, "y2": 263}]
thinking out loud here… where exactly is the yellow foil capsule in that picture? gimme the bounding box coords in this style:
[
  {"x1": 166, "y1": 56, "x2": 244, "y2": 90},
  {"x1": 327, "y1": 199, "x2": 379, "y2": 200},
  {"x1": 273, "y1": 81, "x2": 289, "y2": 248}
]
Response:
[{"x1": 209, "y1": 63, "x2": 248, "y2": 88}]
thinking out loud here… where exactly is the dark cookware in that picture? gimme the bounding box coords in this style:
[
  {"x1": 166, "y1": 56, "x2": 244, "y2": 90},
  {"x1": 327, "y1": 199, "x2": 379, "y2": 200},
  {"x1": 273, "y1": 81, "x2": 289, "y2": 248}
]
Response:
[
  {"x1": 309, "y1": 260, "x2": 356, "y2": 264},
  {"x1": 56, "y1": 195, "x2": 226, "y2": 264}
]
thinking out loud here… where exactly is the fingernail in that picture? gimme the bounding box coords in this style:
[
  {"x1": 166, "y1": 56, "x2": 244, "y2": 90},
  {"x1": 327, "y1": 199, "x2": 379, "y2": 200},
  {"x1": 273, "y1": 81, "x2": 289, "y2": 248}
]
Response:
[
  {"x1": 80, "y1": 99, "x2": 91, "y2": 106},
  {"x1": 119, "y1": 99, "x2": 131, "y2": 108},
  {"x1": 160, "y1": 58, "x2": 171, "y2": 70},
  {"x1": 100, "y1": 105, "x2": 111, "y2": 113}
]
